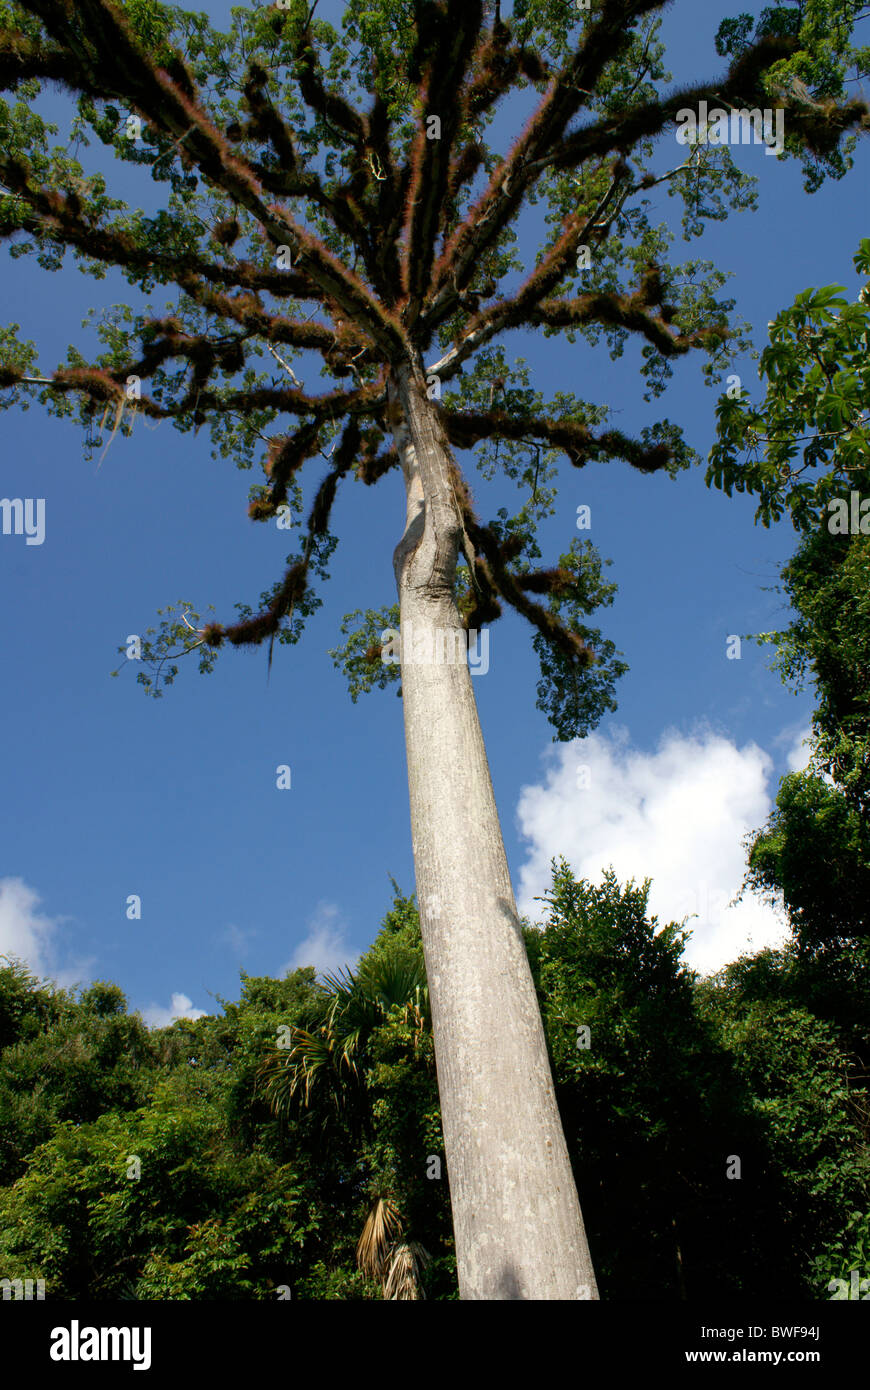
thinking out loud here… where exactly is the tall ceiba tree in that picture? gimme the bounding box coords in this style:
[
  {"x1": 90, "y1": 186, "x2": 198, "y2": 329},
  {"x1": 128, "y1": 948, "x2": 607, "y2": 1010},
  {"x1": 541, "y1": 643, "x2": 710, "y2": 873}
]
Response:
[{"x1": 0, "y1": 0, "x2": 867, "y2": 1298}]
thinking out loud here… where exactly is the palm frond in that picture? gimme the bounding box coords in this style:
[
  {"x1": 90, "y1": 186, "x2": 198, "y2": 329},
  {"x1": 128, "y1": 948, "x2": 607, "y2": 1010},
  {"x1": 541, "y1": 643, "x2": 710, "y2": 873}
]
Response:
[
  {"x1": 356, "y1": 1196, "x2": 403, "y2": 1282},
  {"x1": 259, "y1": 1023, "x2": 358, "y2": 1117},
  {"x1": 320, "y1": 965, "x2": 359, "y2": 999},
  {"x1": 383, "y1": 1241, "x2": 432, "y2": 1301},
  {"x1": 258, "y1": 941, "x2": 431, "y2": 1129},
  {"x1": 356, "y1": 951, "x2": 428, "y2": 1011}
]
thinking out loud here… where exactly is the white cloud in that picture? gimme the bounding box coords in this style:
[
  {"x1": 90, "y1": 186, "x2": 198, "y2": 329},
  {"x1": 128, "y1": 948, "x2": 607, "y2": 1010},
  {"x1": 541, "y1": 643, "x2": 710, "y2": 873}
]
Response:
[
  {"x1": 141, "y1": 992, "x2": 208, "y2": 1029},
  {"x1": 0, "y1": 877, "x2": 57, "y2": 972},
  {"x1": 0, "y1": 876, "x2": 90, "y2": 988},
  {"x1": 220, "y1": 922, "x2": 258, "y2": 956},
  {"x1": 785, "y1": 726, "x2": 814, "y2": 773},
  {"x1": 515, "y1": 725, "x2": 790, "y2": 976},
  {"x1": 280, "y1": 901, "x2": 356, "y2": 979}
]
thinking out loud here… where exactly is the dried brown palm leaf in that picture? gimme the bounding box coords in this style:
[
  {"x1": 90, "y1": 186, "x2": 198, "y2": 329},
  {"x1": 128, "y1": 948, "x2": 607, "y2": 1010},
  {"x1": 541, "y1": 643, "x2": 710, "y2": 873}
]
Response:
[
  {"x1": 356, "y1": 1196, "x2": 402, "y2": 1282},
  {"x1": 383, "y1": 1240, "x2": 432, "y2": 1301}
]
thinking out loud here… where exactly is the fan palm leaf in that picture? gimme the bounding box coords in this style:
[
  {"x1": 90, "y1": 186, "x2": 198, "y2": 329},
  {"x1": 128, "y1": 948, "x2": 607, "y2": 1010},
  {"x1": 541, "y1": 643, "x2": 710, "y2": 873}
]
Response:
[
  {"x1": 259, "y1": 942, "x2": 430, "y2": 1129},
  {"x1": 383, "y1": 1241, "x2": 432, "y2": 1301},
  {"x1": 356, "y1": 1198, "x2": 432, "y2": 1300},
  {"x1": 356, "y1": 1196, "x2": 403, "y2": 1281}
]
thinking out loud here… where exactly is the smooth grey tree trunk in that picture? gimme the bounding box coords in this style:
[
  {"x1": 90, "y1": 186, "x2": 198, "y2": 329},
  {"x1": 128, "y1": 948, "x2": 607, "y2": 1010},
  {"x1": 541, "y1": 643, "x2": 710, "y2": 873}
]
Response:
[{"x1": 388, "y1": 359, "x2": 599, "y2": 1300}]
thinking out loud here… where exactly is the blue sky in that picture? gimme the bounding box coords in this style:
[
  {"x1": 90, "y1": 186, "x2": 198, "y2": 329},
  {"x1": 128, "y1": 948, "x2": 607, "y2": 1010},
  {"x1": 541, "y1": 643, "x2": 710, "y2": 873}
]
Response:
[{"x1": 1, "y1": 0, "x2": 867, "y2": 1022}]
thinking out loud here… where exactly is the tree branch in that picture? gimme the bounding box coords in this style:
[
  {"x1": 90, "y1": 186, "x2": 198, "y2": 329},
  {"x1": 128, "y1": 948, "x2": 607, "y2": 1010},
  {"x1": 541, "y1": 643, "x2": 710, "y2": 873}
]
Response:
[
  {"x1": 429, "y1": 0, "x2": 666, "y2": 308},
  {"x1": 442, "y1": 406, "x2": 678, "y2": 472}
]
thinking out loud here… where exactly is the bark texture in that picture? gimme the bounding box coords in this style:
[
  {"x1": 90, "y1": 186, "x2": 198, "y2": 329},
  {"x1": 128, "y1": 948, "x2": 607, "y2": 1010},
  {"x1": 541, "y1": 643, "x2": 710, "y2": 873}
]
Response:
[{"x1": 390, "y1": 359, "x2": 599, "y2": 1300}]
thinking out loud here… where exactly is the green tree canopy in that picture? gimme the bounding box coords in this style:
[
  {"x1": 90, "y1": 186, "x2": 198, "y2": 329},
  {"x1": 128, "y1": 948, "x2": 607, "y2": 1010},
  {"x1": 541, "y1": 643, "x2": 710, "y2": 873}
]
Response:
[{"x1": 0, "y1": 0, "x2": 866, "y2": 734}]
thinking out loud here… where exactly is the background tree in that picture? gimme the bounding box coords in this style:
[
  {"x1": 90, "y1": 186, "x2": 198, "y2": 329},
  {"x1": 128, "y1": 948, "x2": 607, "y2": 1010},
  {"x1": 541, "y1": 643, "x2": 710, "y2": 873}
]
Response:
[
  {"x1": 709, "y1": 236, "x2": 870, "y2": 1046},
  {"x1": 257, "y1": 901, "x2": 445, "y2": 1298},
  {"x1": 0, "y1": 961, "x2": 156, "y2": 1187},
  {"x1": 2, "y1": 869, "x2": 865, "y2": 1299},
  {"x1": 527, "y1": 861, "x2": 869, "y2": 1299},
  {"x1": 0, "y1": 0, "x2": 867, "y2": 1296},
  {"x1": 708, "y1": 237, "x2": 870, "y2": 809},
  {"x1": 707, "y1": 233, "x2": 870, "y2": 1290},
  {"x1": 0, "y1": 960, "x2": 379, "y2": 1300}
]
